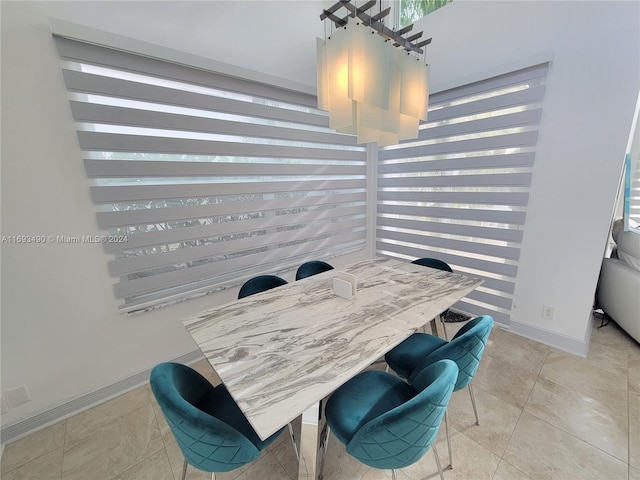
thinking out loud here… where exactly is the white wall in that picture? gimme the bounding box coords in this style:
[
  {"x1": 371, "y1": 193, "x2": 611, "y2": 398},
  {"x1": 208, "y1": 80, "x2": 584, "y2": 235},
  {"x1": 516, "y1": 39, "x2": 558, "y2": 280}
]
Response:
[
  {"x1": 0, "y1": 1, "x2": 366, "y2": 433},
  {"x1": 1, "y1": 0, "x2": 638, "y2": 435},
  {"x1": 417, "y1": 0, "x2": 639, "y2": 351},
  {"x1": 0, "y1": 0, "x2": 239, "y2": 425}
]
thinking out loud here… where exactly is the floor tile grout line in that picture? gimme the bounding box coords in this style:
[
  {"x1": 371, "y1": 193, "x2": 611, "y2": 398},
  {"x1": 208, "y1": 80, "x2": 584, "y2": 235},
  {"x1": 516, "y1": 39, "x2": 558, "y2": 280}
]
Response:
[
  {"x1": 468, "y1": 382, "x2": 522, "y2": 460},
  {"x1": 497, "y1": 348, "x2": 547, "y2": 479},
  {"x1": 60, "y1": 419, "x2": 68, "y2": 480},
  {"x1": 493, "y1": 458, "x2": 533, "y2": 480},
  {"x1": 0, "y1": 421, "x2": 68, "y2": 478},
  {"x1": 520, "y1": 352, "x2": 631, "y2": 468},
  {"x1": 439, "y1": 422, "x2": 502, "y2": 476}
]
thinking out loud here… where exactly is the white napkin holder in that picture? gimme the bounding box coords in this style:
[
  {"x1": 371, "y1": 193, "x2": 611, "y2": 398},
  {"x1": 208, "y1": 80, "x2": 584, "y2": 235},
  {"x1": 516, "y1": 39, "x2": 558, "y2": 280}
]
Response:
[{"x1": 333, "y1": 272, "x2": 357, "y2": 300}]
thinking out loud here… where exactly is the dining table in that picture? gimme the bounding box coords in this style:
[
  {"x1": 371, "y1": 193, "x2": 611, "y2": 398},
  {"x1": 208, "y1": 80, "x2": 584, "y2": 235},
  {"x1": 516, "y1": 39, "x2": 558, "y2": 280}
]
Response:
[{"x1": 182, "y1": 256, "x2": 483, "y2": 480}]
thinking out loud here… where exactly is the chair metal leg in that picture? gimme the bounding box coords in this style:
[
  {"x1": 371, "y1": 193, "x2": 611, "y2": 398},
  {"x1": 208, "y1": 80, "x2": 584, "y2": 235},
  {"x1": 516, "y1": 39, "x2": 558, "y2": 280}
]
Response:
[
  {"x1": 180, "y1": 458, "x2": 188, "y2": 480},
  {"x1": 211, "y1": 472, "x2": 216, "y2": 480},
  {"x1": 440, "y1": 314, "x2": 449, "y2": 340},
  {"x1": 432, "y1": 444, "x2": 445, "y2": 480},
  {"x1": 288, "y1": 422, "x2": 300, "y2": 461},
  {"x1": 444, "y1": 410, "x2": 453, "y2": 469},
  {"x1": 318, "y1": 427, "x2": 331, "y2": 480},
  {"x1": 391, "y1": 469, "x2": 398, "y2": 480},
  {"x1": 468, "y1": 384, "x2": 479, "y2": 425}
]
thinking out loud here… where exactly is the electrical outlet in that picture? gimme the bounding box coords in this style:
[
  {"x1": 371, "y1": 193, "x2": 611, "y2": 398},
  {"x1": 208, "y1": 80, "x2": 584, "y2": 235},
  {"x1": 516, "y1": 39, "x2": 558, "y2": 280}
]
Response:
[
  {"x1": 542, "y1": 305, "x2": 554, "y2": 320},
  {"x1": 5, "y1": 385, "x2": 31, "y2": 408}
]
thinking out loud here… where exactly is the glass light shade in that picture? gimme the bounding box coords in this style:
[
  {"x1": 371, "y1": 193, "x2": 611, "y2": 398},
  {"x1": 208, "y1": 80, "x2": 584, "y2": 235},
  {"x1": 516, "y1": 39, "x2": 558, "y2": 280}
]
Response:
[
  {"x1": 348, "y1": 23, "x2": 390, "y2": 110},
  {"x1": 378, "y1": 47, "x2": 402, "y2": 134},
  {"x1": 400, "y1": 54, "x2": 430, "y2": 121},
  {"x1": 326, "y1": 26, "x2": 354, "y2": 130},
  {"x1": 377, "y1": 132, "x2": 400, "y2": 147},
  {"x1": 355, "y1": 102, "x2": 382, "y2": 144},
  {"x1": 358, "y1": 101, "x2": 382, "y2": 131},
  {"x1": 316, "y1": 38, "x2": 330, "y2": 111}
]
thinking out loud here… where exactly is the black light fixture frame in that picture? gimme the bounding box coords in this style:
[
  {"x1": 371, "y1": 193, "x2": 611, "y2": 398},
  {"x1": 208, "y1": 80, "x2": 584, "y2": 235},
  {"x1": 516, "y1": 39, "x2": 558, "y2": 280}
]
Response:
[{"x1": 320, "y1": 0, "x2": 432, "y2": 55}]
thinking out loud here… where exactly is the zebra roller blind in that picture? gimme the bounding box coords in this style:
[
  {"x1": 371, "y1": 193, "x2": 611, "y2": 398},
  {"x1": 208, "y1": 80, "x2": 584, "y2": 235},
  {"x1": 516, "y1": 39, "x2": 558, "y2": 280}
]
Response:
[
  {"x1": 54, "y1": 35, "x2": 367, "y2": 312},
  {"x1": 629, "y1": 156, "x2": 640, "y2": 224},
  {"x1": 377, "y1": 63, "x2": 549, "y2": 325}
]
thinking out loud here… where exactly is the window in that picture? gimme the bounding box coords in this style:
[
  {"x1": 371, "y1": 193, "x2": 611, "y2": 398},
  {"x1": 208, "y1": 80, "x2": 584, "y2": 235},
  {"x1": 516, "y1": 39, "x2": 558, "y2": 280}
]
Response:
[
  {"x1": 399, "y1": 0, "x2": 452, "y2": 27},
  {"x1": 376, "y1": 63, "x2": 549, "y2": 325},
  {"x1": 54, "y1": 36, "x2": 367, "y2": 313}
]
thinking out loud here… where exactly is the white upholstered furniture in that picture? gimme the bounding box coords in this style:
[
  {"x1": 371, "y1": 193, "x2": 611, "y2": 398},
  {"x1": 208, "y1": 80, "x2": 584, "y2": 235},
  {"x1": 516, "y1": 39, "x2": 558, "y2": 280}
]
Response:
[{"x1": 598, "y1": 220, "x2": 640, "y2": 343}]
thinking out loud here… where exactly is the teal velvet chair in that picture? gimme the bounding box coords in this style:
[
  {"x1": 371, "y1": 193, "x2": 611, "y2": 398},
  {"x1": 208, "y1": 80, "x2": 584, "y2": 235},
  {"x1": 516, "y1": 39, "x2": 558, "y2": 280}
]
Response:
[
  {"x1": 150, "y1": 362, "x2": 283, "y2": 480},
  {"x1": 411, "y1": 257, "x2": 454, "y2": 340},
  {"x1": 295, "y1": 260, "x2": 334, "y2": 280},
  {"x1": 385, "y1": 315, "x2": 494, "y2": 469},
  {"x1": 324, "y1": 359, "x2": 459, "y2": 480},
  {"x1": 238, "y1": 274, "x2": 287, "y2": 299}
]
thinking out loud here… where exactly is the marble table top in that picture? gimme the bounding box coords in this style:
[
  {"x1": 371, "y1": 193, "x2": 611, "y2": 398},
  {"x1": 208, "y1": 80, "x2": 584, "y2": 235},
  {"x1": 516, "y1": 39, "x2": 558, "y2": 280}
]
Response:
[{"x1": 182, "y1": 257, "x2": 482, "y2": 440}]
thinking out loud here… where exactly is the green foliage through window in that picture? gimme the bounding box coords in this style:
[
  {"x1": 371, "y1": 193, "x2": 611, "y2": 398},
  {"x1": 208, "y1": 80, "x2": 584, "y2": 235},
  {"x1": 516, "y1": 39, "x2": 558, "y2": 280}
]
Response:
[{"x1": 400, "y1": 0, "x2": 452, "y2": 27}]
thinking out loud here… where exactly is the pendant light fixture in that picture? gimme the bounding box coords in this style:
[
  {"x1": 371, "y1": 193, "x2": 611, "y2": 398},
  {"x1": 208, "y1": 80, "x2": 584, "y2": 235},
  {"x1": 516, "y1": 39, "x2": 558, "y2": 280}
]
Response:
[{"x1": 317, "y1": 0, "x2": 431, "y2": 146}]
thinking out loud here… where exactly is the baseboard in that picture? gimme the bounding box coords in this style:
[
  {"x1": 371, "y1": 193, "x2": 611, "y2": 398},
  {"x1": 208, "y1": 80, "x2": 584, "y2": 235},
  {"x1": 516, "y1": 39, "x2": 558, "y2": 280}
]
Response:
[
  {"x1": 0, "y1": 350, "x2": 204, "y2": 444},
  {"x1": 507, "y1": 319, "x2": 589, "y2": 357}
]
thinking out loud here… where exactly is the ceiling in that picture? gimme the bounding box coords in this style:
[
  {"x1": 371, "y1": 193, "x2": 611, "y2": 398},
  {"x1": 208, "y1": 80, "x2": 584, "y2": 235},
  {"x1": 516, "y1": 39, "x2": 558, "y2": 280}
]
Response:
[{"x1": 36, "y1": 0, "x2": 337, "y2": 88}]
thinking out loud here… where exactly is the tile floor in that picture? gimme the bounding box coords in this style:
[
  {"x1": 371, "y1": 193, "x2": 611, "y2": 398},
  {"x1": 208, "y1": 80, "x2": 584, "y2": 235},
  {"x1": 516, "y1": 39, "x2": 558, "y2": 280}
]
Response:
[{"x1": 2, "y1": 315, "x2": 639, "y2": 480}]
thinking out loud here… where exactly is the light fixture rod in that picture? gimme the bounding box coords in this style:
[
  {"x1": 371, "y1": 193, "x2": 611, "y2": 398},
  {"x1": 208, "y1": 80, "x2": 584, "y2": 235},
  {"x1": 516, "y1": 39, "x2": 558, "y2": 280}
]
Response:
[
  {"x1": 321, "y1": 10, "x2": 349, "y2": 28},
  {"x1": 414, "y1": 38, "x2": 433, "y2": 48},
  {"x1": 370, "y1": 6, "x2": 391, "y2": 22},
  {"x1": 320, "y1": 0, "x2": 349, "y2": 21},
  {"x1": 394, "y1": 24, "x2": 413, "y2": 37},
  {"x1": 356, "y1": 0, "x2": 378, "y2": 14}
]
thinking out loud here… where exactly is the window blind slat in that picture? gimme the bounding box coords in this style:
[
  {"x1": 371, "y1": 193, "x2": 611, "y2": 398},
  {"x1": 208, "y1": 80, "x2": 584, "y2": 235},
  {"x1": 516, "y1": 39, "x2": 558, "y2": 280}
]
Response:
[
  {"x1": 114, "y1": 230, "x2": 366, "y2": 299},
  {"x1": 97, "y1": 192, "x2": 367, "y2": 230},
  {"x1": 377, "y1": 204, "x2": 526, "y2": 224},
  {"x1": 108, "y1": 217, "x2": 366, "y2": 275},
  {"x1": 85, "y1": 159, "x2": 366, "y2": 178},
  {"x1": 377, "y1": 229, "x2": 521, "y2": 261},
  {"x1": 377, "y1": 217, "x2": 524, "y2": 243},
  {"x1": 420, "y1": 109, "x2": 543, "y2": 141},
  {"x1": 453, "y1": 301, "x2": 510, "y2": 325},
  {"x1": 102, "y1": 204, "x2": 367, "y2": 252},
  {"x1": 56, "y1": 36, "x2": 318, "y2": 108},
  {"x1": 466, "y1": 290, "x2": 513, "y2": 310},
  {"x1": 378, "y1": 172, "x2": 533, "y2": 188},
  {"x1": 464, "y1": 276, "x2": 514, "y2": 295},
  {"x1": 378, "y1": 131, "x2": 539, "y2": 160},
  {"x1": 376, "y1": 247, "x2": 518, "y2": 277},
  {"x1": 77, "y1": 132, "x2": 365, "y2": 162},
  {"x1": 63, "y1": 70, "x2": 329, "y2": 128},
  {"x1": 378, "y1": 191, "x2": 529, "y2": 206},
  {"x1": 427, "y1": 85, "x2": 547, "y2": 124},
  {"x1": 70, "y1": 101, "x2": 355, "y2": 146},
  {"x1": 378, "y1": 152, "x2": 535, "y2": 174},
  {"x1": 91, "y1": 179, "x2": 366, "y2": 203},
  {"x1": 119, "y1": 239, "x2": 366, "y2": 310},
  {"x1": 429, "y1": 63, "x2": 549, "y2": 105}
]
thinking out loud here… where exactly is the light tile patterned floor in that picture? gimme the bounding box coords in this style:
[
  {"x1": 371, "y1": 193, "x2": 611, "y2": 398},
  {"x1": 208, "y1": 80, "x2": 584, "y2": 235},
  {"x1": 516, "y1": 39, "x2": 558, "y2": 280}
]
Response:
[{"x1": 2, "y1": 315, "x2": 639, "y2": 480}]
